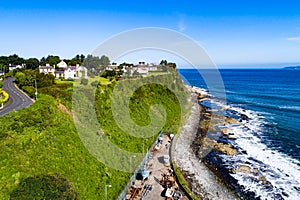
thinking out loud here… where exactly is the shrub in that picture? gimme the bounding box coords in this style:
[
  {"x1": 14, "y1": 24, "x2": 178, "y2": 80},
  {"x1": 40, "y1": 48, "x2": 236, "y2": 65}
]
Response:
[
  {"x1": 10, "y1": 174, "x2": 79, "y2": 200},
  {"x1": 80, "y1": 78, "x2": 88, "y2": 85},
  {"x1": 22, "y1": 86, "x2": 36, "y2": 98},
  {"x1": 0, "y1": 89, "x2": 9, "y2": 103},
  {"x1": 90, "y1": 80, "x2": 98, "y2": 87}
]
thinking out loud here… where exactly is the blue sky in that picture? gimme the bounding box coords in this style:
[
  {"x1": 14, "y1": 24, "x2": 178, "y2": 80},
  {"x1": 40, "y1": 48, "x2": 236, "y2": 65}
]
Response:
[{"x1": 1, "y1": 0, "x2": 300, "y2": 67}]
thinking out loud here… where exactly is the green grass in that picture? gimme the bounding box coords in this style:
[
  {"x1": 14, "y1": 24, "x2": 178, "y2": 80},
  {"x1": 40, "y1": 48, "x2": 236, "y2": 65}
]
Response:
[
  {"x1": 173, "y1": 162, "x2": 200, "y2": 200},
  {"x1": 0, "y1": 95, "x2": 129, "y2": 199},
  {"x1": 0, "y1": 70, "x2": 191, "y2": 199},
  {"x1": 99, "y1": 77, "x2": 111, "y2": 84},
  {"x1": 93, "y1": 73, "x2": 190, "y2": 153},
  {"x1": 55, "y1": 79, "x2": 73, "y2": 84}
]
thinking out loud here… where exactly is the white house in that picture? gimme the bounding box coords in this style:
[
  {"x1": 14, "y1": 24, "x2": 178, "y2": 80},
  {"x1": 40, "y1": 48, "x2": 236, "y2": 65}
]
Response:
[
  {"x1": 137, "y1": 67, "x2": 149, "y2": 74},
  {"x1": 148, "y1": 64, "x2": 158, "y2": 71},
  {"x1": 51, "y1": 65, "x2": 88, "y2": 79},
  {"x1": 9, "y1": 64, "x2": 24, "y2": 71},
  {"x1": 76, "y1": 66, "x2": 88, "y2": 79},
  {"x1": 64, "y1": 66, "x2": 77, "y2": 79},
  {"x1": 57, "y1": 60, "x2": 68, "y2": 69},
  {"x1": 39, "y1": 64, "x2": 55, "y2": 75},
  {"x1": 54, "y1": 70, "x2": 64, "y2": 79}
]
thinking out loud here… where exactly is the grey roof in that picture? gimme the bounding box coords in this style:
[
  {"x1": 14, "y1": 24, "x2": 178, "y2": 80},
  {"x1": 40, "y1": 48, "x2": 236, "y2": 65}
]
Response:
[
  {"x1": 54, "y1": 71, "x2": 64, "y2": 74},
  {"x1": 39, "y1": 66, "x2": 54, "y2": 69}
]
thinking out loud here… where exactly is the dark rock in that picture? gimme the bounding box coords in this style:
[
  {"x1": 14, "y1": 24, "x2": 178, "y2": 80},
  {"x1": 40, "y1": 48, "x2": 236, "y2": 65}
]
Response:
[
  {"x1": 240, "y1": 114, "x2": 249, "y2": 121},
  {"x1": 282, "y1": 191, "x2": 289, "y2": 197}
]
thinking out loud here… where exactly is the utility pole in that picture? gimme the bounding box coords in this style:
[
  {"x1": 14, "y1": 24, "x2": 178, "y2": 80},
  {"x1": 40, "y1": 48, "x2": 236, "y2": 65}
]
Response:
[
  {"x1": 105, "y1": 185, "x2": 112, "y2": 200},
  {"x1": 35, "y1": 79, "x2": 38, "y2": 101}
]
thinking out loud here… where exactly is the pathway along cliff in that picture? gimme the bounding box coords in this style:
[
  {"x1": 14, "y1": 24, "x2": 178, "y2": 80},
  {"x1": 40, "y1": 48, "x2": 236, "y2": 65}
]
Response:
[
  {"x1": 0, "y1": 77, "x2": 33, "y2": 117},
  {"x1": 172, "y1": 89, "x2": 238, "y2": 200}
]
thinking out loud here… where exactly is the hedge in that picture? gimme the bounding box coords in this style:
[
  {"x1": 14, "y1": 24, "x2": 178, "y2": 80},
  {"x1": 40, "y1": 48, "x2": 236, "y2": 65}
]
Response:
[
  {"x1": 0, "y1": 89, "x2": 9, "y2": 103},
  {"x1": 10, "y1": 173, "x2": 79, "y2": 200}
]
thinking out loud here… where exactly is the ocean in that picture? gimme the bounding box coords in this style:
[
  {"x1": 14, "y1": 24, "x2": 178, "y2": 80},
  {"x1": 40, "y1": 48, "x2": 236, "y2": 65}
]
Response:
[{"x1": 178, "y1": 68, "x2": 300, "y2": 199}]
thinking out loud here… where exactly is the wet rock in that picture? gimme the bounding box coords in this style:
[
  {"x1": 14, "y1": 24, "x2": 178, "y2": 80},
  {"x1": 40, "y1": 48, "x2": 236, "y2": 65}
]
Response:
[
  {"x1": 240, "y1": 114, "x2": 249, "y2": 121},
  {"x1": 233, "y1": 165, "x2": 251, "y2": 174},
  {"x1": 202, "y1": 137, "x2": 238, "y2": 156},
  {"x1": 225, "y1": 117, "x2": 238, "y2": 124},
  {"x1": 241, "y1": 150, "x2": 247, "y2": 154},
  {"x1": 282, "y1": 191, "x2": 289, "y2": 197},
  {"x1": 294, "y1": 186, "x2": 300, "y2": 191}
]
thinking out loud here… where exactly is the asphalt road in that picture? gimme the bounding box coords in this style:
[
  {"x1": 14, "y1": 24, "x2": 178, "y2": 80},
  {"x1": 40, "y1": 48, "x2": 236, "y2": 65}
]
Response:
[{"x1": 0, "y1": 77, "x2": 34, "y2": 117}]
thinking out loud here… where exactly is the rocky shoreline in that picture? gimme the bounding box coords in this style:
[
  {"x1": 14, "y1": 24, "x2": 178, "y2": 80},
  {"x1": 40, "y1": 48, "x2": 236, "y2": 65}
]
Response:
[
  {"x1": 173, "y1": 86, "x2": 239, "y2": 200},
  {"x1": 173, "y1": 82, "x2": 300, "y2": 200}
]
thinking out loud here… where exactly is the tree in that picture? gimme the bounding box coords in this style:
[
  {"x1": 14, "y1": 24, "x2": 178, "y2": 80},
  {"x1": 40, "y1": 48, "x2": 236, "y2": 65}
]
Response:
[
  {"x1": 83, "y1": 55, "x2": 110, "y2": 74},
  {"x1": 25, "y1": 58, "x2": 39, "y2": 69},
  {"x1": 45, "y1": 55, "x2": 60, "y2": 66},
  {"x1": 37, "y1": 73, "x2": 55, "y2": 88},
  {"x1": 14, "y1": 71, "x2": 27, "y2": 87},
  {"x1": 162, "y1": 65, "x2": 167, "y2": 72},
  {"x1": 160, "y1": 60, "x2": 168, "y2": 66},
  {"x1": 132, "y1": 70, "x2": 140, "y2": 77},
  {"x1": 101, "y1": 69, "x2": 116, "y2": 78},
  {"x1": 67, "y1": 54, "x2": 84, "y2": 66},
  {"x1": 125, "y1": 69, "x2": 131, "y2": 77},
  {"x1": 40, "y1": 57, "x2": 46, "y2": 65},
  {"x1": 99, "y1": 55, "x2": 110, "y2": 67},
  {"x1": 80, "y1": 54, "x2": 85, "y2": 63},
  {"x1": 8, "y1": 54, "x2": 24, "y2": 65}
]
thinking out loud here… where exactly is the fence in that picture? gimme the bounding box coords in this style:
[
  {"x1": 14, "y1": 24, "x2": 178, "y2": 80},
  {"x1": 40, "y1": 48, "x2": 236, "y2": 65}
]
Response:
[{"x1": 118, "y1": 131, "x2": 164, "y2": 200}]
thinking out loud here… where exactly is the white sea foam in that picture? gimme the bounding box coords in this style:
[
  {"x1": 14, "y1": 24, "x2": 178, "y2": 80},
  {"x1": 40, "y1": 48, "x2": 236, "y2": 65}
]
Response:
[
  {"x1": 223, "y1": 104, "x2": 300, "y2": 199},
  {"x1": 278, "y1": 106, "x2": 300, "y2": 112},
  {"x1": 192, "y1": 86, "x2": 300, "y2": 199}
]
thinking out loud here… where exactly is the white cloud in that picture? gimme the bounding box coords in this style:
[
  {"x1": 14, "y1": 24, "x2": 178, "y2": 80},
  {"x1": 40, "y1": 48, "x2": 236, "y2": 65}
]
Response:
[
  {"x1": 286, "y1": 37, "x2": 300, "y2": 41},
  {"x1": 177, "y1": 14, "x2": 186, "y2": 32},
  {"x1": 178, "y1": 19, "x2": 186, "y2": 31}
]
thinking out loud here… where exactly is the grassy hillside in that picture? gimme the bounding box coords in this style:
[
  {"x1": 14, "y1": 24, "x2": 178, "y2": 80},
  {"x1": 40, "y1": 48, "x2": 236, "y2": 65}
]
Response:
[
  {"x1": 0, "y1": 95, "x2": 128, "y2": 199},
  {"x1": 94, "y1": 73, "x2": 191, "y2": 154},
  {"x1": 0, "y1": 71, "x2": 191, "y2": 199}
]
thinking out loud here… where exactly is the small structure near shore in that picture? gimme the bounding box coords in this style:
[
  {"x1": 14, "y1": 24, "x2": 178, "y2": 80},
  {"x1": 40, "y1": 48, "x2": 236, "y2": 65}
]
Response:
[{"x1": 122, "y1": 133, "x2": 186, "y2": 200}]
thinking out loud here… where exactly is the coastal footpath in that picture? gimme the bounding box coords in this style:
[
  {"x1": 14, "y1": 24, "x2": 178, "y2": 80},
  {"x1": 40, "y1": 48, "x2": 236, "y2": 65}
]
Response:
[{"x1": 172, "y1": 87, "x2": 238, "y2": 200}]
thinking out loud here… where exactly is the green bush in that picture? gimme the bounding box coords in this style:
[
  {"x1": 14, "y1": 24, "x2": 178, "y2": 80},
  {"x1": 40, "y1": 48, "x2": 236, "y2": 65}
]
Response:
[
  {"x1": 22, "y1": 86, "x2": 36, "y2": 98},
  {"x1": 0, "y1": 81, "x2": 3, "y2": 88},
  {"x1": 0, "y1": 89, "x2": 9, "y2": 103},
  {"x1": 10, "y1": 174, "x2": 79, "y2": 200},
  {"x1": 80, "y1": 78, "x2": 88, "y2": 85},
  {"x1": 90, "y1": 80, "x2": 98, "y2": 87}
]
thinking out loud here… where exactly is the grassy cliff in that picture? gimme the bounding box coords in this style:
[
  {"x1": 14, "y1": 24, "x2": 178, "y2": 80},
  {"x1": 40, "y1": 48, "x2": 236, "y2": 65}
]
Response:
[{"x1": 0, "y1": 71, "x2": 191, "y2": 199}]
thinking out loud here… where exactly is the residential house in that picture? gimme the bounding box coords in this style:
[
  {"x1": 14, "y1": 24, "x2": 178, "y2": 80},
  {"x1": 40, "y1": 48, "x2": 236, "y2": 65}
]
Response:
[
  {"x1": 52, "y1": 65, "x2": 88, "y2": 79},
  {"x1": 9, "y1": 64, "x2": 24, "y2": 71},
  {"x1": 39, "y1": 64, "x2": 55, "y2": 75},
  {"x1": 64, "y1": 66, "x2": 77, "y2": 79},
  {"x1": 57, "y1": 60, "x2": 68, "y2": 69},
  {"x1": 136, "y1": 66, "x2": 149, "y2": 74},
  {"x1": 76, "y1": 66, "x2": 88, "y2": 79},
  {"x1": 54, "y1": 70, "x2": 64, "y2": 79},
  {"x1": 148, "y1": 63, "x2": 158, "y2": 71}
]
